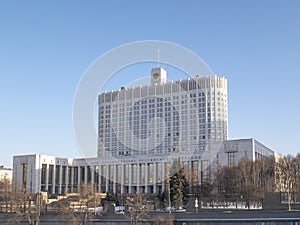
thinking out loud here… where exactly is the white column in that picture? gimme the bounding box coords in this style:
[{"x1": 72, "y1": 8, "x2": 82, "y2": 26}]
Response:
[
  {"x1": 121, "y1": 164, "x2": 124, "y2": 194},
  {"x1": 129, "y1": 164, "x2": 132, "y2": 194},
  {"x1": 113, "y1": 165, "x2": 117, "y2": 194},
  {"x1": 145, "y1": 163, "x2": 148, "y2": 193},
  {"x1": 136, "y1": 164, "x2": 140, "y2": 193},
  {"x1": 52, "y1": 166, "x2": 56, "y2": 194},
  {"x1": 45, "y1": 164, "x2": 49, "y2": 192},
  {"x1": 77, "y1": 166, "x2": 81, "y2": 192},
  {"x1": 153, "y1": 162, "x2": 157, "y2": 194},
  {"x1": 65, "y1": 166, "x2": 69, "y2": 194},
  {"x1": 105, "y1": 165, "x2": 109, "y2": 193},
  {"x1": 198, "y1": 160, "x2": 202, "y2": 186},
  {"x1": 58, "y1": 165, "x2": 62, "y2": 194}
]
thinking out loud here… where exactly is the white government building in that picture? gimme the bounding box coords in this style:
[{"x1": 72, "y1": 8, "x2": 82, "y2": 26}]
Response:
[{"x1": 12, "y1": 67, "x2": 275, "y2": 195}]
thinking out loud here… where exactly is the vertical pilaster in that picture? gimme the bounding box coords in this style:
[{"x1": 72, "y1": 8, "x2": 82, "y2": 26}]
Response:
[
  {"x1": 153, "y1": 162, "x2": 157, "y2": 194},
  {"x1": 129, "y1": 164, "x2": 132, "y2": 194},
  {"x1": 136, "y1": 164, "x2": 140, "y2": 193},
  {"x1": 45, "y1": 164, "x2": 49, "y2": 192},
  {"x1": 105, "y1": 165, "x2": 109, "y2": 193},
  {"x1": 113, "y1": 165, "x2": 117, "y2": 194},
  {"x1": 58, "y1": 165, "x2": 62, "y2": 194},
  {"x1": 52, "y1": 165, "x2": 55, "y2": 194},
  {"x1": 145, "y1": 163, "x2": 148, "y2": 193},
  {"x1": 77, "y1": 166, "x2": 81, "y2": 192},
  {"x1": 65, "y1": 166, "x2": 69, "y2": 194},
  {"x1": 121, "y1": 164, "x2": 124, "y2": 194}
]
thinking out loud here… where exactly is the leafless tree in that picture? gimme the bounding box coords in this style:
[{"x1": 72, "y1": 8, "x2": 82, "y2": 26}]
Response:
[
  {"x1": 238, "y1": 157, "x2": 255, "y2": 209},
  {"x1": 7, "y1": 190, "x2": 40, "y2": 225},
  {"x1": 214, "y1": 165, "x2": 239, "y2": 207},
  {"x1": 276, "y1": 155, "x2": 297, "y2": 210},
  {"x1": 0, "y1": 177, "x2": 11, "y2": 213},
  {"x1": 55, "y1": 183, "x2": 101, "y2": 225},
  {"x1": 125, "y1": 193, "x2": 149, "y2": 225},
  {"x1": 294, "y1": 154, "x2": 300, "y2": 195}
]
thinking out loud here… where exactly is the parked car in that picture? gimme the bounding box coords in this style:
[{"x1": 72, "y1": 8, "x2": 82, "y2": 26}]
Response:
[{"x1": 115, "y1": 205, "x2": 125, "y2": 214}]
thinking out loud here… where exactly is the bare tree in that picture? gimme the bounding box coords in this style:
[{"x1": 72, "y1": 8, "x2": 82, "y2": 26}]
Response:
[
  {"x1": 47, "y1": 183, "x2": 102, "y2": 225},
  {"x1": 8, "y1": 190, "x2": 40, "y2": 225},
  {"x1": 125, "y1": 193, "x2": 148, "y2": 225},
  {"x1": 294, "y1": 154, "x2": 300, "y2": 195},
  {"x1": 214, "y1": 165, "x2": 239, "y2": 207},
  {"x1": 0, "y1": 177, "x2": 11, "y2": 213},
  {"x1": 249, "y1": 157, "x2": 276, "y2": 208},
  {"x1": 276, "y1": 155, "x2": 297, "y2": 210}
]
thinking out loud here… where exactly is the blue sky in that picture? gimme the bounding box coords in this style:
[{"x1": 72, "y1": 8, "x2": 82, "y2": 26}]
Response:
[{"x1": 0, "y1": 0, "x2": 300, "y2": 166}]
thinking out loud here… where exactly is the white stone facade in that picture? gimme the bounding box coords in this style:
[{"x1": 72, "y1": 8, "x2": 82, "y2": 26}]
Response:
[
  {"x1": 12, "y1": 139, "x2": 274, "y2": 195},
  {"x1": 12, "y1": 68, "x2": 275, "y2": 195},
  {"x1": 98, "y1": 67, "x2": 228, "y2": 158}
]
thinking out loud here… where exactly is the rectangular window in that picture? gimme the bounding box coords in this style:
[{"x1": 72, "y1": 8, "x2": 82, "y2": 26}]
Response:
[
  {"x1": 192, "y1": 161, "x2": 199, "y2": 184},
  {"x1": 148, "y1": 163, "x2": 154, "y2": 184},
  {"x1": 48, "y1": 165, "x2": 54, "y2": 185},
  {"x1": 80, "y1": 166, "x2": 85, "y2": 183},
  {"x1": 124, "y1": 165, "x2": 129, "y2": 184},
  {"x1": 157, "y1": 163, "x2": 162, "y2": 183},
  {"x1": 94, "y1": 165, "x2": 99, "y2": 185},
  {"x1": 101, "y1": 165, "x2": 106, "y2": 187},
  {"x1": 62, "y1": 166, "x2": 66, "y2": 185},
  {"x1": 41, "y1": 164, "x2": 47, "y2": 185},
  {"x1": 68, "y1": 167, "x2": 72, "y2": 185},
  {"x1": 132, "y1": 164, "x2": 137, "y2": 184},
  {"x1": 140, "y1": 164, "x2": 145, "y2": 184},
  {"x1": 55, "y1": 165, "x2": 60, "y2": 185},
  {"x1": 87, "y1": 166, "x2": 92, "y2": 183},
  {"x1": 201, "y1": 160, "x2": 209, "y2": 183},
  {"x1": 22, "y1": 163, "x2": 27, "y2": 190},
  {"x1": 227, "y1": 152, "x2": 236, "y2": 167},
  {"x1": 109, "y1": 165, "x2": 114, "y2": 184},
  {"x1": 116, "y1": 165, "x2": 121, "y2": 184}
]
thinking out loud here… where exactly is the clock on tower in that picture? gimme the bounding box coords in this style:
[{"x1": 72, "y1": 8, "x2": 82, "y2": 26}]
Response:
[{"x1": 151, "y1": 67, "x2": 167, "y2": 85}]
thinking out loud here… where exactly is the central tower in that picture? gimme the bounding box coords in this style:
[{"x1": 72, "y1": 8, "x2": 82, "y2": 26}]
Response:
[{"x1": 151, "y1": 67, "x2": 167, "y2": 85}]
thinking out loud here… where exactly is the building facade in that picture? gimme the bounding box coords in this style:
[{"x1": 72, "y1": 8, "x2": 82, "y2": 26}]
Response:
[
  {"x1": 12, "y1": 67, "x2": 275, "y2": 195},
  {"x1": 98, "y1": 67, "x2": 228, "y2": 158},
  {"x1": 12, "y1": 138, "x2": 274, "y2": 195}
]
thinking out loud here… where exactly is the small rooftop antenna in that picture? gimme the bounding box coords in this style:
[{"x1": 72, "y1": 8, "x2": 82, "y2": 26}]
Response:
[{"x1": 157, "y1": 48, "x2": 160, "y2": 67}]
